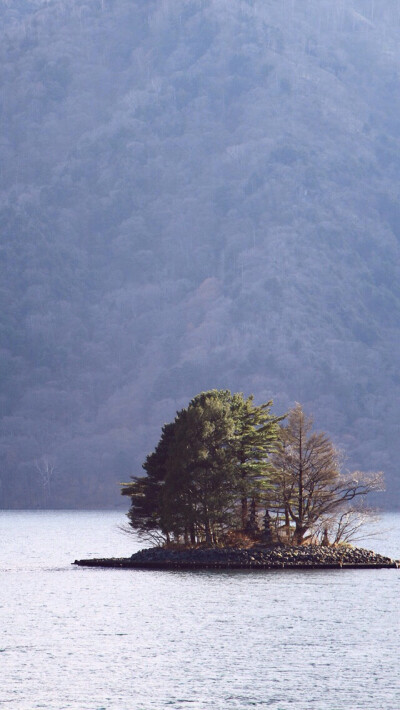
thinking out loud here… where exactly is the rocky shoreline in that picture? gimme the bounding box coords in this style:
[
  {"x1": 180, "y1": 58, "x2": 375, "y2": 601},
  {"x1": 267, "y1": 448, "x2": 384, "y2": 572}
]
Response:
[{"x1": 74, "y1": 545, "x2": 399, "y2": 570}]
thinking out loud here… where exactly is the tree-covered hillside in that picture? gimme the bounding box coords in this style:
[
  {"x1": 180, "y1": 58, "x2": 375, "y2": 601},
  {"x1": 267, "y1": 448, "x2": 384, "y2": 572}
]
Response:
[{"x1": 1, "y1": 0, "x2": 400, "y2": 508}]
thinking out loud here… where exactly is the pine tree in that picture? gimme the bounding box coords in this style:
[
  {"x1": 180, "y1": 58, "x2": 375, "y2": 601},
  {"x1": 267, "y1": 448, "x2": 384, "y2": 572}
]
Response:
[
  {"x1": 121, "y1": 390, "x2": 282, "y2": 546},
  {"x1": 121, "y1": 421, "x2": 175, "y2": 544},
  {"x1": 230, "y1": 394, "x2": 284, "y2": 531}
]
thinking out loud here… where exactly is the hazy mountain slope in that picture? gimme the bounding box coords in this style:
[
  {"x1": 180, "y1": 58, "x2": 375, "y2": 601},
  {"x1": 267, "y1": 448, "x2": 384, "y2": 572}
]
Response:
[{"x1": 1, "y1": 0, "x2": 400, "y2": 508}]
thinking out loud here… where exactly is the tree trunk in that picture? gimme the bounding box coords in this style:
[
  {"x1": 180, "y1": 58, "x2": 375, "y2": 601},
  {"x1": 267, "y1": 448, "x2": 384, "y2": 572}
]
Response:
[
  {"x1": 293, "y1": 526, "x2": 305, "y2": 545},
  {"x1": 205, "y1": 523, "x2": 212, "y2": 546},
  {"x1": 190, "y1": 524, "x2": 196, "y2": 546},
  {"x1": 241, "y1": 496, "x2": 248, "y2": 530},
  {"x1": 284, "y1": 505, "x2": 291, "y2": 543},
  {"x1": 248, "y1": 498, "x2": 258, "y2": 536}
]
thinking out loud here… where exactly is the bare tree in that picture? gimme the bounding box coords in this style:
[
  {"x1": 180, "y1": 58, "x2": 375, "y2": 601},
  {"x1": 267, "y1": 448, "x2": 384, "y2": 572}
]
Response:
[
  {"x1": 269, "y1": 404, "x2": 384, "y2": 545},
  {"x1": 34, "y1": 455, "x2": 57, "y2": 503},
  {"x1": 310, "y1": 502, "x2": 381, "y2": 545},
  {"x1": 118, "y1": 522, "x2": 168, "y2": 548}
]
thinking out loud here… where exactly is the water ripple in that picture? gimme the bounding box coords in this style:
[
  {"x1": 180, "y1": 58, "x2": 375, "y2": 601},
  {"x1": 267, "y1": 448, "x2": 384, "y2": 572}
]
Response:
[{"x1": 0, "y1": 511, "x2": 399, "y2": 710}]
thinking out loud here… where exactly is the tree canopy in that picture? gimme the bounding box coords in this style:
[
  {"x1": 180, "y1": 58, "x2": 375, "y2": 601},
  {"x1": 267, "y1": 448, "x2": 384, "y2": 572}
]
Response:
[
  {"x1": 121, "y1": 390, "x2": 283, "y2": 545},
  {"x1": 122, "y1": 395, "x2": 384, "y2": 547},
  {"x1": 268, "y1": 404, "x2": 384, "y2": 545}
]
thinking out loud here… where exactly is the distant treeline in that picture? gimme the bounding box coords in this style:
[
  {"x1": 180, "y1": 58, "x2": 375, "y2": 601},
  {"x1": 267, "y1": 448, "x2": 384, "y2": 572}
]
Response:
[{"x1": 1, "y1": 0, "x2": 400, "y2": 509}]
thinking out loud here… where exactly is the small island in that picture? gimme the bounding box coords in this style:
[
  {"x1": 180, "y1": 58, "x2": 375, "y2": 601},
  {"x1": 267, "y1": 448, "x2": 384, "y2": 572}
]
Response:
[
  {"x1": 74, "y1": 391, "x2": 399, "y2": 571},
  {"x1": 74, "y1": 545, "x2": 398, "y2": 570}
]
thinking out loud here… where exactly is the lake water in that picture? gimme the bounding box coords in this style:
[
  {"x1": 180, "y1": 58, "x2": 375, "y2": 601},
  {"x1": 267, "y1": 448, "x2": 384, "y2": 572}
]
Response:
[{"x1": 0, "y1": 511, "x2": 399, "y2": 710}]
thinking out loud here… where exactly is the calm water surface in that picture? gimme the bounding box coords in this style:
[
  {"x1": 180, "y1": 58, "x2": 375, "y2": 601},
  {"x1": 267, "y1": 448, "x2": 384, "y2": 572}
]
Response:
[{"x1": 0, "y1": 511, "x2": 399, "y2": 710}]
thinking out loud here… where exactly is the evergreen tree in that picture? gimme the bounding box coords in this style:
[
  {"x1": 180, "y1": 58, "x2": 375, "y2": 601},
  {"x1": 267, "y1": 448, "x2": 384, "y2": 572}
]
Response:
[
  {"x1": 121, "y1": 390, "x2": 282, "y2": 545},
  {"x1": 163, "y1": 391, "x2": 239, "y2": 545},
  {"x1": 229, "y1": 394, "x2": 284, "y2": 530},
  {"x1": 121, "y1": 421, "x2": 175, "y2": 544}
]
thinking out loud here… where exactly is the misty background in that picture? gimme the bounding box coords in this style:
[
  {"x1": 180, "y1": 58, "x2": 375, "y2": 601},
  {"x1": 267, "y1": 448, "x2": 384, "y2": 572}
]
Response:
[{"x1": 1, "y1": 0, "x2": 400, "y2": 509}]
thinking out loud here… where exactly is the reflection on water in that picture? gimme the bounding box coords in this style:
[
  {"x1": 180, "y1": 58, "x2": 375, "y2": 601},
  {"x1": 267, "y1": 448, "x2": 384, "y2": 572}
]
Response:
[{"x1": 0, "y1": 511, "x2": 399, "y2": 709}]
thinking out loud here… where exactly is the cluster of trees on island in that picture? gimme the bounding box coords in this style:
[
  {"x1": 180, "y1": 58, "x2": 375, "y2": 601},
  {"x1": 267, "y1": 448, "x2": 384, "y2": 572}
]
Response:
[{"x1": 121, "y1": 390, "x2": 383, "y2": 548}]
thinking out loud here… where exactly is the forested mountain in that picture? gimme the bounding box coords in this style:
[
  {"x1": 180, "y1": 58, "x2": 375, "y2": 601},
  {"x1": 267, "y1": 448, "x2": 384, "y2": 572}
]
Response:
[{"x1": 1, "y1": 0, "x2": 400, "y2": 509}]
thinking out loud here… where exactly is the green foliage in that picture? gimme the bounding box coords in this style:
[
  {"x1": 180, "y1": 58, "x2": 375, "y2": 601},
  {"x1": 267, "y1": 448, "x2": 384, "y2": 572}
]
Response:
[
  {"x1": 122, "y1": 422, "x2": 176, "y2": 543},
  {"x1": 121, "y1": 390, "x2": 283, "y2": 545},
  {"x1": 122, "y1": 397, "x2": 383, "y2": 548}
]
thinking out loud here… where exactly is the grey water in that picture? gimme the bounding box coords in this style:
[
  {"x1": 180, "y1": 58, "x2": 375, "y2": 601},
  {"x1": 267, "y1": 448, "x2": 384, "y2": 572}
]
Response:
[{"x1": 0, "y1": 511, "x2": 399, "y2": 710}]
